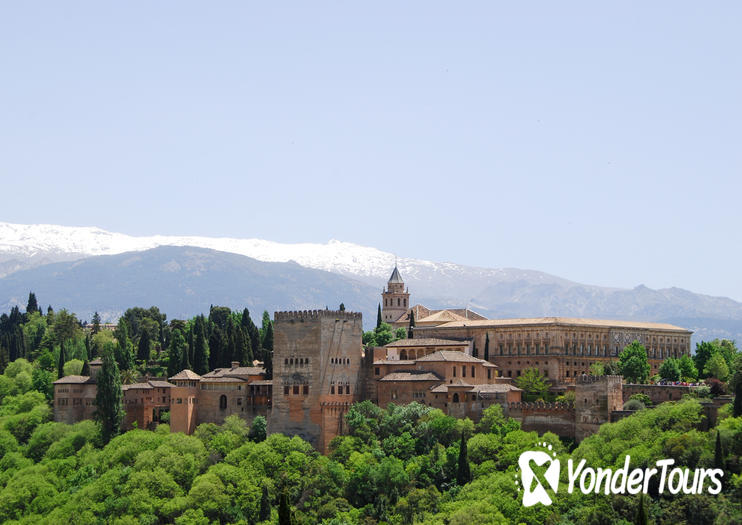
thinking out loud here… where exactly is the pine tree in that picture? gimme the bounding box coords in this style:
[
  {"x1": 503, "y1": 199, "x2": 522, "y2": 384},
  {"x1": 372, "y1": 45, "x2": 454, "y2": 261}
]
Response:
[
  {"x1": 26, "y1": 292, "x2": 39, "y2": 314},
  {"x1": 377, "y1": 303, "x2": 382, "y2": 330},
  {"x1": 137, "y1": 330, "x2": 151, "y2": 362},
  {"x1": 634, "y1": 493, "x2": 648, "y2": 525},
  {"x1": 484, "y1": 333, "x2": 490, "y2": 361},
  {"x1": 95, "y1": 347, "x2": 123, "y2": 443},
  {"x1": 58, "y1": 341, "x2": 66, "y2": 379},
  {"x1": 408, "y1": 311, "x2": 415, "y2": 339},
  {"x1": 278, "y1": 488, "x2": 292, "y2": 525},
  {"x1": 456, "y1": 431, "x2": 471, "y2": 485},
  {"x1": 91, "y1": 312, "x2": 101, "y2": 334},
  {"x1": 259, "y1": 484, "x2": 271, "y2": 522},
  {"x1": 192, "y1": 316, "x2": 210, "y2": 375}
]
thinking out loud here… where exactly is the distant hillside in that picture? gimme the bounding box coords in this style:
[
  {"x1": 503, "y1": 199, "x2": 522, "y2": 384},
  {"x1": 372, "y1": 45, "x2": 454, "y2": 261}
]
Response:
[{"x1": 0, "y1": 246, "x2": 379, "y2": 324}]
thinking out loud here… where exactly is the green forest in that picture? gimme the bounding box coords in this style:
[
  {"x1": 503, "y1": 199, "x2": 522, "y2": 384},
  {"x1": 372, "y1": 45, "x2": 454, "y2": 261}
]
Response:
[{"x1": 0, "y1": 295, "x2": 741, "y2": 524}]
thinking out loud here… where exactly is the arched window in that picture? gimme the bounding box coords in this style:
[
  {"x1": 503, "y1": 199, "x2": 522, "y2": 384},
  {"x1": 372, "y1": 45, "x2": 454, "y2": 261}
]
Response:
[
  {"x1": 453, "y1": 393, "x2": 460, "y2": 403},
  {"x1": 219, "y1": 395, "x2": 227, "y2": 410},
  {"x1": 397, "y1": 298, "x2": 400, "y2": 306}
]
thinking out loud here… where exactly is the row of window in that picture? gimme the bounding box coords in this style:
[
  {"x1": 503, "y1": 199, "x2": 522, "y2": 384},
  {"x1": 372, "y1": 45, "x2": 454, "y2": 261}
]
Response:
[
  {"x1": 452, "y1": 366, "x2": 477, "y2": 379},
  {"x1": 284, "y1": 357, "x2": 310, "y2": 366},
  {"x1": 330, "y1": 383, "x2": 351, "y2": 395},
  {"x1": 384, "y1": 297, "x2": 408, "y2": 307},
  {"x1": 330, "y1": 357, "x2": 351, "y2": 365},
  {"x1": 174, "y1": 397, "x2": 198, "y2": 404},
  {"x1": 283, "y1": 385, "x2": 310, "y2": 395}
]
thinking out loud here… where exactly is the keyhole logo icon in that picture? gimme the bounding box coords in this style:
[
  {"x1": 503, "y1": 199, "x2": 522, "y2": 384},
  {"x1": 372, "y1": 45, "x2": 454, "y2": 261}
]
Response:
[{"x1": 516, "y1": 442, "x2": 560, "y2": 507}]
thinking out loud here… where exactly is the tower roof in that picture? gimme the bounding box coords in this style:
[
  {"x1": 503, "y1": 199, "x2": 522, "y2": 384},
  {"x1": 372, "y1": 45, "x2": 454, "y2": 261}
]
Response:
[{"x1": 388, "y1": 266, "x2": 404, "y2": 284}]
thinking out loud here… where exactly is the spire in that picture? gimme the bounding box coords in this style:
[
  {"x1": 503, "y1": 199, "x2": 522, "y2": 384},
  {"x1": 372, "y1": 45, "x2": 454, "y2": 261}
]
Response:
[{"x1": 388, "y1": 265, "x2": 404, "y2": 284}]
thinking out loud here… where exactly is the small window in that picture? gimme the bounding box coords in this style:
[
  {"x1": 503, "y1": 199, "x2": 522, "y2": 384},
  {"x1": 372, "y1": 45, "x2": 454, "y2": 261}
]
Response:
[
  {"x1": 375, "y1": 367, "x2": 380, "y2": 376},
  {"x1": 284, "y1": 386, "x2": 289, "y2": 395},
  {"x1": 293, "y1": 385, "x2": 299, "y2": 395},
  {"x1": 303, "y1": 385, "x2": 309, "y2": 395},
  {"x1": 219, "y1": 395, "x2": 227, "y2": 410}
]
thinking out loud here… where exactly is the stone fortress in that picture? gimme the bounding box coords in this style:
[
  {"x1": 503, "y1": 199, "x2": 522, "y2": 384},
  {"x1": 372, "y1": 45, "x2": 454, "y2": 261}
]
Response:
[{"x1": 54, "y1": 266, "x2": 715, "y2": 451}]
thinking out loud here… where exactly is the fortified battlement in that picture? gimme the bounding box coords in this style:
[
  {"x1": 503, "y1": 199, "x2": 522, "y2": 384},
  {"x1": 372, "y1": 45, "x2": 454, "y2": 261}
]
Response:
[
  {"x1": 509, "y1": 401, "x2": 575, "y2": 411},
  {"x1": 575, "y1": 374, "x2": 622, "y2": 384},
  {"x1": 274, "y1": 310, "x2": 363, "y2": 321}
]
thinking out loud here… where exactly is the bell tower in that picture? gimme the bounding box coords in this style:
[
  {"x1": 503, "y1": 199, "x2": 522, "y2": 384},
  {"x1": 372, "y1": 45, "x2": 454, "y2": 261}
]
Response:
[{"x1": 381, "y1": 266, "x2": 410, "y2": 324}]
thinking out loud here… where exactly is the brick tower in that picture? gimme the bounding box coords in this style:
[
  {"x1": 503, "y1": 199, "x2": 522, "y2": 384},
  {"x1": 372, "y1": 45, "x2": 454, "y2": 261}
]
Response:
[{"x1": 381, "y1": 266, "x2": 410, "y2": 324}]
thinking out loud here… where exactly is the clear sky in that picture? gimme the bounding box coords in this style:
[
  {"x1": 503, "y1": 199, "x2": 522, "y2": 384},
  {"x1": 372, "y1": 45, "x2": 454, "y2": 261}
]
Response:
[{"x1": 1, "y1": 3, "x2": 741, "y2": 300}]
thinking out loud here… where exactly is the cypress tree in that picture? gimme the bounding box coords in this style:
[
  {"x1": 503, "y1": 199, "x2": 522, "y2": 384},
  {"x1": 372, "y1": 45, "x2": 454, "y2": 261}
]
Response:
[
  {"x1": 58, "y1": 341, "x2": 66, "y2": 379},
  {"x1": 259, "y1": 484, "x2": 271, "y2": 522},
  {"x1": 81, "y1": 359, "x2": 91, "y2": 376},
  {"x1": 484, "y1": 333, "x2": 490, "y2": 361},
  {"x1": 242, "y1": 308, "x2": 260, "y2": 363},
  {"x1": 278, "y1": 488, "x2": 292, "y2": 525},
  {"x1": 456, "y1": 431, "x2": 471, "y2": 485},
  {"x1": 634, "y1": 493, "x2": 648, "y2": 525},
  {"x1": 95, "y1": 347, "x2": 123, "y2": 443},
  {"x1": 734, "y1": 378, "x2": 742, "y2": 417},
  {"x1": 377, "y1": 303, "x2": 382, "y2": 329},
  {"x1": 715, "y1": 430, "x2": 724, "y2": 470},
  {"x1": 263, "y1": 322, "x2": 274, "y2": 352},
  {"x1": 264, "y1": 348, "x2": 273, "y2": 380},
  {"x1": 26, "y1": 292, "x2": 39, "y2": 314},
  {"x1": 408, "y1": 311, "x2": 415, "y2": 339},
  {"x1": 114, "y1": 322, "x2": 134, "y2": 371},
  {"x1": 192, "y1": 316, "x2": 210, "y2": 375},
  {"x1": 339, "y1": 303, "x2": 345, "y2": 311},
  {"x1": 137, "y1": 331, "x2": 151, "y2": 362},
  {"x1": 208, "y1": 326, "x2": 226, "y2": 371},
  {"x1": 168, "y1": 328, "x2": 187, "y2": 378}
]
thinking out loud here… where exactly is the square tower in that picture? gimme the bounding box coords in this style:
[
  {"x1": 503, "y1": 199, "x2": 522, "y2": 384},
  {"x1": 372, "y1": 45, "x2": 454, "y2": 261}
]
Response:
[{"x1": 269, "y1": 309, "x2": 363, "y2": 451}]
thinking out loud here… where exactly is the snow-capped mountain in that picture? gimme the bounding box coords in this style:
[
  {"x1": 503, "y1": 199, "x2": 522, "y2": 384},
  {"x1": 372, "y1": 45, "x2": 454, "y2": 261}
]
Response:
[
  {"x1": 2, "y1": 221, "x2": 742, "y2": 343},
  {"x1": 0, "y1": 221, "x2": 571, "y2": 292}
]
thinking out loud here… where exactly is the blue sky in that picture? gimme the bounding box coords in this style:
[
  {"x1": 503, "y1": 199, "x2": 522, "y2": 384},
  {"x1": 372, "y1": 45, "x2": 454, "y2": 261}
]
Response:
[{"x1": 1, "y1": 3, "x2": 741, "y2": 300}]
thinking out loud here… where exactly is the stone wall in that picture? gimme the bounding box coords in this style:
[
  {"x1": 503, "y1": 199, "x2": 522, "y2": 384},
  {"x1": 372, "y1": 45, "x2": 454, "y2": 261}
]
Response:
[
  {"x1": 622, "y1": 383, "x2": 694, "y2": 405},
  {"x1": 507, "y1": 402, "x2": 576, "y2": 438}
]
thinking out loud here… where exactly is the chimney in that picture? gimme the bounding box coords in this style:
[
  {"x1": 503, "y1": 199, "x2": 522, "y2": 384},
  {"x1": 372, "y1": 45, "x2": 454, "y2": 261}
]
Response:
[{"x1": 231, "y1": 361, "x2": 240, "y2": 369}]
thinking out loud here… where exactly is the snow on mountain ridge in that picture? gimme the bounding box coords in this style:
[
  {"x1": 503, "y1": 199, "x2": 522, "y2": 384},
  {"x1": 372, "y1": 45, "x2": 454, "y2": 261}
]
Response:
[{"x1": 0, "y1": 222, "x2": 429, "y2": 280}]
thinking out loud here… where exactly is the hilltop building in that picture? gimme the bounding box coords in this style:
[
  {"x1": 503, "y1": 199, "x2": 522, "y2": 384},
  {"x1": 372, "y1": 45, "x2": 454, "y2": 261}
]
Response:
[
  {"x1": 381, "y1": 266, "x2": 486, "y2": 329},
  {"x1": 52, "y1": 266, "x2": 700, "y2": 451}
]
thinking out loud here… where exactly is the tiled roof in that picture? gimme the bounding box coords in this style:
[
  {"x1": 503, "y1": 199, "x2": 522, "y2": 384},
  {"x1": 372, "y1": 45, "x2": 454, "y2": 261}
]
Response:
[
  {"x1": 202, "y1": 366, "x2": 265, "y2": 378},
  {"x1": 373, "y1": 360, "x2": 416, "y2": 365},
  {"x1": 53, "y1": 375, "x2": 94, "y2": 385},
  {"x1": 379, "y1": 372, "x2": 442, "y2": 382},
  {"x1": 471, "y1": 384, "x2": 523, "y2": 393},
  {"x1": 417, "y1": 310, "x2": 469, "y2": 324},
  {"x1": 431, "y1": 317, "x2": 691, "y2": 332},
  {"x1": 199, "y1": 376, "x2": 245, "y2": 383},
  {"x1": 147, "y1": 380, "x2": 175, "y2": 388},
  {"x1": 250, "y1": 380, "x2": 273, "y2": 386},
  {"x1": 89, "y1": 358, "x2": 103, "y2": 365},
  {"x1": 169, "y1": 369, "x2": 202, "y2": 381},
  {"x1": 384, "y1": 338, "x2": 467, "y2": 348},
  {"x1": 415, "y1": 351, "x2": 486, "y2": 363},
  {"x1": 122, "y1": 382, "x2": 153, "y2": 390}
]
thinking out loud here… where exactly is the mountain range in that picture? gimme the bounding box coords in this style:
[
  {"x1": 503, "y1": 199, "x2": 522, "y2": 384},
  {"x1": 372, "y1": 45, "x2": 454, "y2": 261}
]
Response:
[{"x1": 1, "y1": 222, "x2": 741, "y2": 343}]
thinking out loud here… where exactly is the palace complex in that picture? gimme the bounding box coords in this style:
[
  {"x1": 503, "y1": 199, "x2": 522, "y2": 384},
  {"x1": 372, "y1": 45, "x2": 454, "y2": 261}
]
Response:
[{"x1": 54, "y1": 266, "x2": 707, "y2": 452}]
